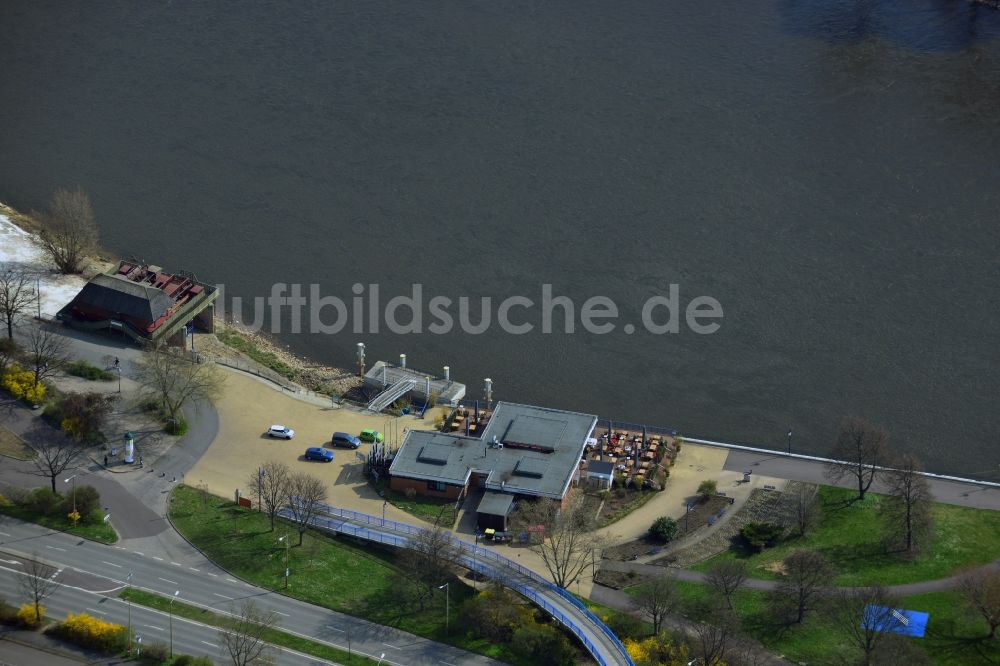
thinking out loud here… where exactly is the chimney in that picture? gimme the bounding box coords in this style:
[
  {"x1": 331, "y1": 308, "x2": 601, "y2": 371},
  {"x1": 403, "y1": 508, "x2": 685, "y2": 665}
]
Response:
[
  {"x1": 399, "y1": 353, "x2": 407, "y2": 369},
  {"x1": 443, "y1": 365, "x2": 450, "y2": 381}
]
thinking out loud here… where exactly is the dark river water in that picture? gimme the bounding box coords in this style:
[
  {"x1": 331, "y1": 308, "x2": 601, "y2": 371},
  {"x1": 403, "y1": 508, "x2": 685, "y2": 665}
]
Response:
[{"x1": 1, "y1": 1, "x2": 999, "y2": 477}]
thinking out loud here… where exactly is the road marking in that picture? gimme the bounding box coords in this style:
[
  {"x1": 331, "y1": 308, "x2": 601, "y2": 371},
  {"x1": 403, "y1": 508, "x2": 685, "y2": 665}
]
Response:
[
  {"x1": 101, "y1": 561, "x2": 123, "y2": 568},
  {"x1": 46, "y1": 545, "x2": 66, "y2": 552},
  {"x1": 206, "y1": 572, "x2": 218, "y2": 577},
  {"x1": 170, "y1": 562, "x2": 183, "y2": 567},
  {"x1": 1, "y1": 560, "x2": 21, "y2": 566},
  {"x1": 86, "y1": 607, "x2": 106, "y2": 615},
  {"x1": 273, "y1": 611, "x2": 289, "y2": 617},
  {"x1": 225, "y1": 578, "x2": 239, "y2": 584},
  {"x1": 143, "y1": 624, "x2": 164, "y2": 631},
  {"x1": 152, "y1": 556, "x2": 164, "y2": 561},
  {"x1": 326, "y1": 626, "x2": 345, "y2": 632},
  {"x1": 158, "y1": 578, "x2": 179, "y2": 585},
  {"x1": 189, "y1": 567, "x2": 200, "y2": 572},
  {"x1": 383, "y1": 643, "x2": 401, "y2": 650},
  {"x1": 440, "y1": 661, "x2": 457, "y2": 666},
  {"x1": 0, "y1": 531, "x2": 10, "y2": 536},
  {"x1": 213, "y1": 593, "x2": 234, "y2": 600},
  {"x1": 200, "y1": 641, "x2": 216, "y2": 647},
  {"x1": 132, "y1": 551, "x2": 144, "y2": 556}
]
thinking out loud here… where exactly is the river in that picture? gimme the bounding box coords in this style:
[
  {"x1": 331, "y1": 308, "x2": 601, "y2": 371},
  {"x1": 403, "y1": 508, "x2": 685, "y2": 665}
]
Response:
[{"x1": 1, "y1": 0, "x2": 998, "y2": 476}]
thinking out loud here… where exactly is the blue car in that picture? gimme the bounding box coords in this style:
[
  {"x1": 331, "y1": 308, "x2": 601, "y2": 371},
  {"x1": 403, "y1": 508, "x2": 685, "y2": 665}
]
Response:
[{"x1": 304, "y1": 447, "x2": 333, "y2": 462}]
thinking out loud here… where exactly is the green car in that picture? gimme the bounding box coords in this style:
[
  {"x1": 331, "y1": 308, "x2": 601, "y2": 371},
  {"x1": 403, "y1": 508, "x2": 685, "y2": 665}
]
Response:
[{"x1": 359, "y1": 428, "x2": 384, "y2": 443}]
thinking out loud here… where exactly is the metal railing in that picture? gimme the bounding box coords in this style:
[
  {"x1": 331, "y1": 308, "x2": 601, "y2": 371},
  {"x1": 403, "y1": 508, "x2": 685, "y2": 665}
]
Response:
[{"x1": 282, "y1": 501, "x2": 634, "y2": 666}]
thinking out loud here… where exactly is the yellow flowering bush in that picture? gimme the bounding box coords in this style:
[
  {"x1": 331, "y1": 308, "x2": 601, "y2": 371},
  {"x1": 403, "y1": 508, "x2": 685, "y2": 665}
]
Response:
[
  {"x1": 1, "y1": 364, "x2": 45, "y2": 405},
  {"x1": 623, "y1": 635, "x2": 696, "y2": 666},
  {"x1": 52, "y1": 612, "x2": 127, "y2": 652},
  {"x1": 16, "y1": 603, "x2": 44, "y2": 627}
]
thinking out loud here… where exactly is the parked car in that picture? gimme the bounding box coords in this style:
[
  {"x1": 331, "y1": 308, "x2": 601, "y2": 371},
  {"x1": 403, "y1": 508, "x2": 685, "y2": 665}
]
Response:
[
  {"x1": 359, "y1": 428, "x2": 384, "y2": 443},
  {"x1": 267, "y1": 425, "x2": 295, "y2": 439},
  {"x1": 304, "y1": 447, "x2": 334, "y2": 462},
  {"x1": 331, "y1": 432, "x2": 361, "y2": 449}
]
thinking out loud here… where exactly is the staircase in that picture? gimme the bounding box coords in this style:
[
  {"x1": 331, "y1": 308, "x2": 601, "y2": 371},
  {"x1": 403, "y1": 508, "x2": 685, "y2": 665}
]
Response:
[{"x1": 366, "y1": 378, "x2": 416, "y2": 412}]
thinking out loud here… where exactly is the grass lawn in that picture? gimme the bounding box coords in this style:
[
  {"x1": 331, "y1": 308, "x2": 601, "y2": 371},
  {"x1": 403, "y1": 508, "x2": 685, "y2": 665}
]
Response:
[
  {"x1": 167, "y1": 485, "x2": 505, "y2": 661},
  {"x1": 626, "y1": 579, "x2": 1000, "y2": 665},
  {"x1": 0, "y1": 424, "x2": 34, "y2": 460},
  {"x1": 121, "y1": 588, "x2": 378, "y2": 665},
  {"x1": 216, "y1": 329, "x2": 297, "y2": 380},
  {"x1": 691, "y1": 485, "x2": 1000, "y2": 585},
  {"x1": 380, "y1": 484, "x2": 457, "y2": 527},
  {"x1": 0, "y1": 504, "x2": 117, "y2": 544}
]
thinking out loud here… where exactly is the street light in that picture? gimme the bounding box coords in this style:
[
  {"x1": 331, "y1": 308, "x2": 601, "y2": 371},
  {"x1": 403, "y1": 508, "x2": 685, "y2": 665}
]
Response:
[
  {"x1": 116, "y1": 365, "x2": 121, "y2": 393},
  {"x1": 438, "y1": 582, "x2": 450, "y2": 634},
  {"x1": 277, "y1": 534, "x2": 289, "y2": 588},
  {"x1": 63, "y1": 475, "x2": 78, "y2": 514},
  {"x1": 787, "y1": 428, "x2": 793, "y2": 454},
  {"x1": 376, "y1": 653, "x2": 386, "y2": 666},
  {"x1": 125, "y1": 571, "x2": 133, "y2": 653},
  {"x1": 169, "y1": 590, "x2": 179, "y2": 658},
  {"x1": 382, "y1": 500, "x2": 388, "y2": 526}
]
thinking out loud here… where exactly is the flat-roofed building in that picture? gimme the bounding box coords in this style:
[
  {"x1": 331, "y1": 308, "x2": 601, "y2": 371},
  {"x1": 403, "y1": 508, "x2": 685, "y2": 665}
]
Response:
[{"x1": 388, "y1": 402, "x2": 597, "y2": 520}]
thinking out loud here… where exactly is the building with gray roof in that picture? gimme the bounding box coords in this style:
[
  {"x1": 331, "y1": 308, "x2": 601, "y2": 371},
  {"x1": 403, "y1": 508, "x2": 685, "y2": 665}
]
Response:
[{"x1": 388, "y1": 402, "x2": 597, "y2": 510}]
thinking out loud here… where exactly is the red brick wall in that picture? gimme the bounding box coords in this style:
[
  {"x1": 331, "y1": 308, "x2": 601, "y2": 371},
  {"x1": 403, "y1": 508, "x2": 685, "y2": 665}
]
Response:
[{"x1": 390, "y1": 475, "x2": 465, "y2": 500}]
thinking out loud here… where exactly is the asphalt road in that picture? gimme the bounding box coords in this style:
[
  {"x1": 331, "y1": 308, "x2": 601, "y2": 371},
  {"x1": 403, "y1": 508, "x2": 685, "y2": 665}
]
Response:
[{"x1": 0, "y1": 519, "x2": 505, "y2": 666}]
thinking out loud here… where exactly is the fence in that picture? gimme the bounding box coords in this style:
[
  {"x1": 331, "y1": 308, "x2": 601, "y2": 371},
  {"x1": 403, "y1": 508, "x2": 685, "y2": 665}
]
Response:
[
  {"x1": 194, "y1": 351, "x2": 336, "y2": 403},
  {"x1": 283, "y1": 501, "x2": 634, "y2": 666}
]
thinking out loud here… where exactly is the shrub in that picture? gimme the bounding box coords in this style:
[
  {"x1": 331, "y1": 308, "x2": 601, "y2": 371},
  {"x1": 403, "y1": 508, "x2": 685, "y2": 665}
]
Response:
[
  {"x1": 403, "y1": 487, "x2": 416, "y2": 500},
  {"x1": 82, "y1": 508, "x2": 106, "y2": 526},
  {"x1": 510, "y1": 624, "x2": 575, "y2": 666},
  {"x1": 648, "y1": 516, "x2": 679, "y2": 543},
  {"x1": 49, "y1": 612, "x2": 127, "y2": 652},
  {"x1": 61, "y1": 485, "x2": 101, "y2": 517},
  {"x1": 167, "y1": 417, "x2": 188, "y2": 436},
  {"x1": 740, "y1": 522, "x2": 785, "y2": 552},
  {"x1": 65, "y1": 359, "x2": 115, "y2": 381},
  {"x1": 172, "y1": 655, "x2": 215, "y2": 666},
  {"x1": 1, "y1": 364, "x2": 45, "y2": 405},
  {"x1": 696, "y1": 479, "x2": 717, "y2": 501},
  {"x1": 17, "y1": 603, "x2": 44, "y2": 627},
  {"x1": 46, "y1": 392, "x2": 115, "y2": 443},
  {"x1": 137, "y1": 641, "x2": 169, "y2": 662},
  {"x1": 605, "y1": 610, "x2": 645, "y2": 640},
  {"x1": 0, "y1": 598, "x2": 17, "y2": 625},
  {"x1": 27, "y1": 488, "x2": 63, "y2": 516},
  {"x1": 0, "y1": 492, "x2": 11, "y2": 508}
]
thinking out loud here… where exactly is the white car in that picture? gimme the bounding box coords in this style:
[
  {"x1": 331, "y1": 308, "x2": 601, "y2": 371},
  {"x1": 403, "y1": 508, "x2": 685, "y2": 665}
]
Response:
[{"x1": 267, "y1": 425, "x2": 295, "y2": 439}]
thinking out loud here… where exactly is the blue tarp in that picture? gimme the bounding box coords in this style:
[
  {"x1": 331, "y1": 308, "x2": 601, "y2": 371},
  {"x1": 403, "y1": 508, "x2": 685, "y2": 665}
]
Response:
[{"x1": 863, "y1": 605, "x2": 929, "y2": 638}]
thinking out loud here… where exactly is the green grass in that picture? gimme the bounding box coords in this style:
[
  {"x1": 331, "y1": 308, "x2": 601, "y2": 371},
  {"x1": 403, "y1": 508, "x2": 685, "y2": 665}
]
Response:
[
  {"x1": 121, "y1": 588, "x2": 378, "y2": 665},
  {"x1": 167, "y1": 485, "x2": 505, "y2": 661},
  {"x1": 216, "y1": 329, "x2": 297, "y2": 380},
  {"x1": 626, "y1": 579, "x2": 1000, "y2": 665},
  {"x1": 691, "y1": 485, "x2": 1000, "y2": 585},
  {"x1": 65, "y1": 359, "x2": 115, "y2": 381},
  {"x1": 0, "y1": 424, "x2": 34, "y2": 460},
  {"x1": 0, "y1": 504, "x2": 117, "y2": 543},
  {"x1": 380, "y1": 486, "x2": 458, "y2": 527}
]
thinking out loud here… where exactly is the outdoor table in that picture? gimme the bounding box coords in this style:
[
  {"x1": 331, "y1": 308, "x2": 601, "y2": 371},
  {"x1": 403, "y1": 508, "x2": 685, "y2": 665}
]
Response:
[{"x1": 641, "y1": 461, "x2": 650, "y2": 470}]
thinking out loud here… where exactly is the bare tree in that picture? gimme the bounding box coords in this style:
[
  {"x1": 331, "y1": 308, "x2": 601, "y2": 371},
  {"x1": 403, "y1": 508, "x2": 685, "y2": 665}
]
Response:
[
  {"x1": 134, "y1": 344, "x2": 224, "y2": 431},
  {"x1": 219, "y1": 599, "x2": 279, "y2": 666},
  {"x1": 284, "y1": 472, "x2": 327, "y2": 546},
  {"x1": 397, "y1": 526, "x2": 460, "y2": 609},
  {"x1": 958, "y1": 567, "x2": 1000, "y2": 639},
  {"x1": 34, "y1": 187, "x2": 98, "y2": 275},
  {"x1": 776, "y1": 549, "x2": 834, "y2": 624},
  {"x1": 29, "y1": 435, "x2": 87, "y2": 493},
  {"x1": 825, "y1": 417, "x2": 890, "y2": 500},
  {"x1": 634, "y1": 574, "x2": 679, "y2": 635},
  {"x1": 881, "y1": 454, "x2": 932, "y2": 554},
  {"x1": 0, "y1": 337, "x2": 17, "y2": 375},
  {"x1": 25, "y1": 324, "x2": 69, "y2": 387},
  {"x1": 830, "y1": 585, "x2": 898, "y2": 666},
  {"x1": 18, "y1": 554, "x2": 59, "y2": 621},
  {"x1": 0, "y1": 267, "x2": 36, "y2": 339},
  {"x1": 787, "y1": 483, "x2": 820, "y2": 537},
  {"x1": 511, "y1": 494, "x2": 607, "y2": 589},
  {"x1": 246, "y1": 461, "x2": 290, "y2": 531},
  {"x1": 691, "y1": 610, "x2": 739, "y2": 666},
  {"x1": 705, "y1": 560, "x2": 748, "y2": 611}
]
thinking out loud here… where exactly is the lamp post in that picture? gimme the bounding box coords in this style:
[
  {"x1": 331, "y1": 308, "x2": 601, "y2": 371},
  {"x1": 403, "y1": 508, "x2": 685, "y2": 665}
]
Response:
[
  {"x1": 116, "y1": 365, "x2": 121, "y2": 393},
  {"x1": 787, "y1": 428, "x2": 793, "y2": 454},
  {"x1": 438, "y1": 582, "x2": 450, "y2": 634},
  {"x1": 257, "y1": 467, "x2": 265, "y2": 512},
  {"x1": 376, "y1": 653, "x2": 386, "y2": 666},
  {"x1": 125, "y1": 571, "x2": 133, "y2": 654},
  {"x1": 382, "y1": 500, "x2": 388, "y2": 527},
  {"x1": 685, "y1": 502, "x2": 693, "y2": 533},
  {"x1": 278, "y1": 534, "x2": 289, "y2": 588},
  {"x1": 63, "y1": 475, "x2": 78, "y2": 514},
  {"x1": 168, "y1": 590, "x2": 179, "y2": 658}
]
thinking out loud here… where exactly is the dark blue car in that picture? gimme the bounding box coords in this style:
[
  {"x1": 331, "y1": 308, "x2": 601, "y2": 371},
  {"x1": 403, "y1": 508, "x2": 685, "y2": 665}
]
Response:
[{"x1": 304, "y1": 447, "x2": 333, "y2": 462}]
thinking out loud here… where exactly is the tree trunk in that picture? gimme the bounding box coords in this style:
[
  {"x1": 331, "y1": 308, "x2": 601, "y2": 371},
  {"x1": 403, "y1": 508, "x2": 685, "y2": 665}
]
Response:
[
  {"x1": 50, "y1": 474, "x2": 57, "y2": 494},
  {"x1": 298, "y1": 529, "x2": 305, "y2": 547}
]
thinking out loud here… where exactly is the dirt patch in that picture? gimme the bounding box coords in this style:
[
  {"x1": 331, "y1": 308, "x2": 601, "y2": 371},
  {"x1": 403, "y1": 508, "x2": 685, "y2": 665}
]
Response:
[
  {"x1": 601, "y1": 495, "x2": 734, "y2": 562},
  {"x1": 593, "y1": 568, "x2": 647, "y2": 590},
  {"x1": 764, "y1": 561, "x2": 788, "y2": 576}
]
